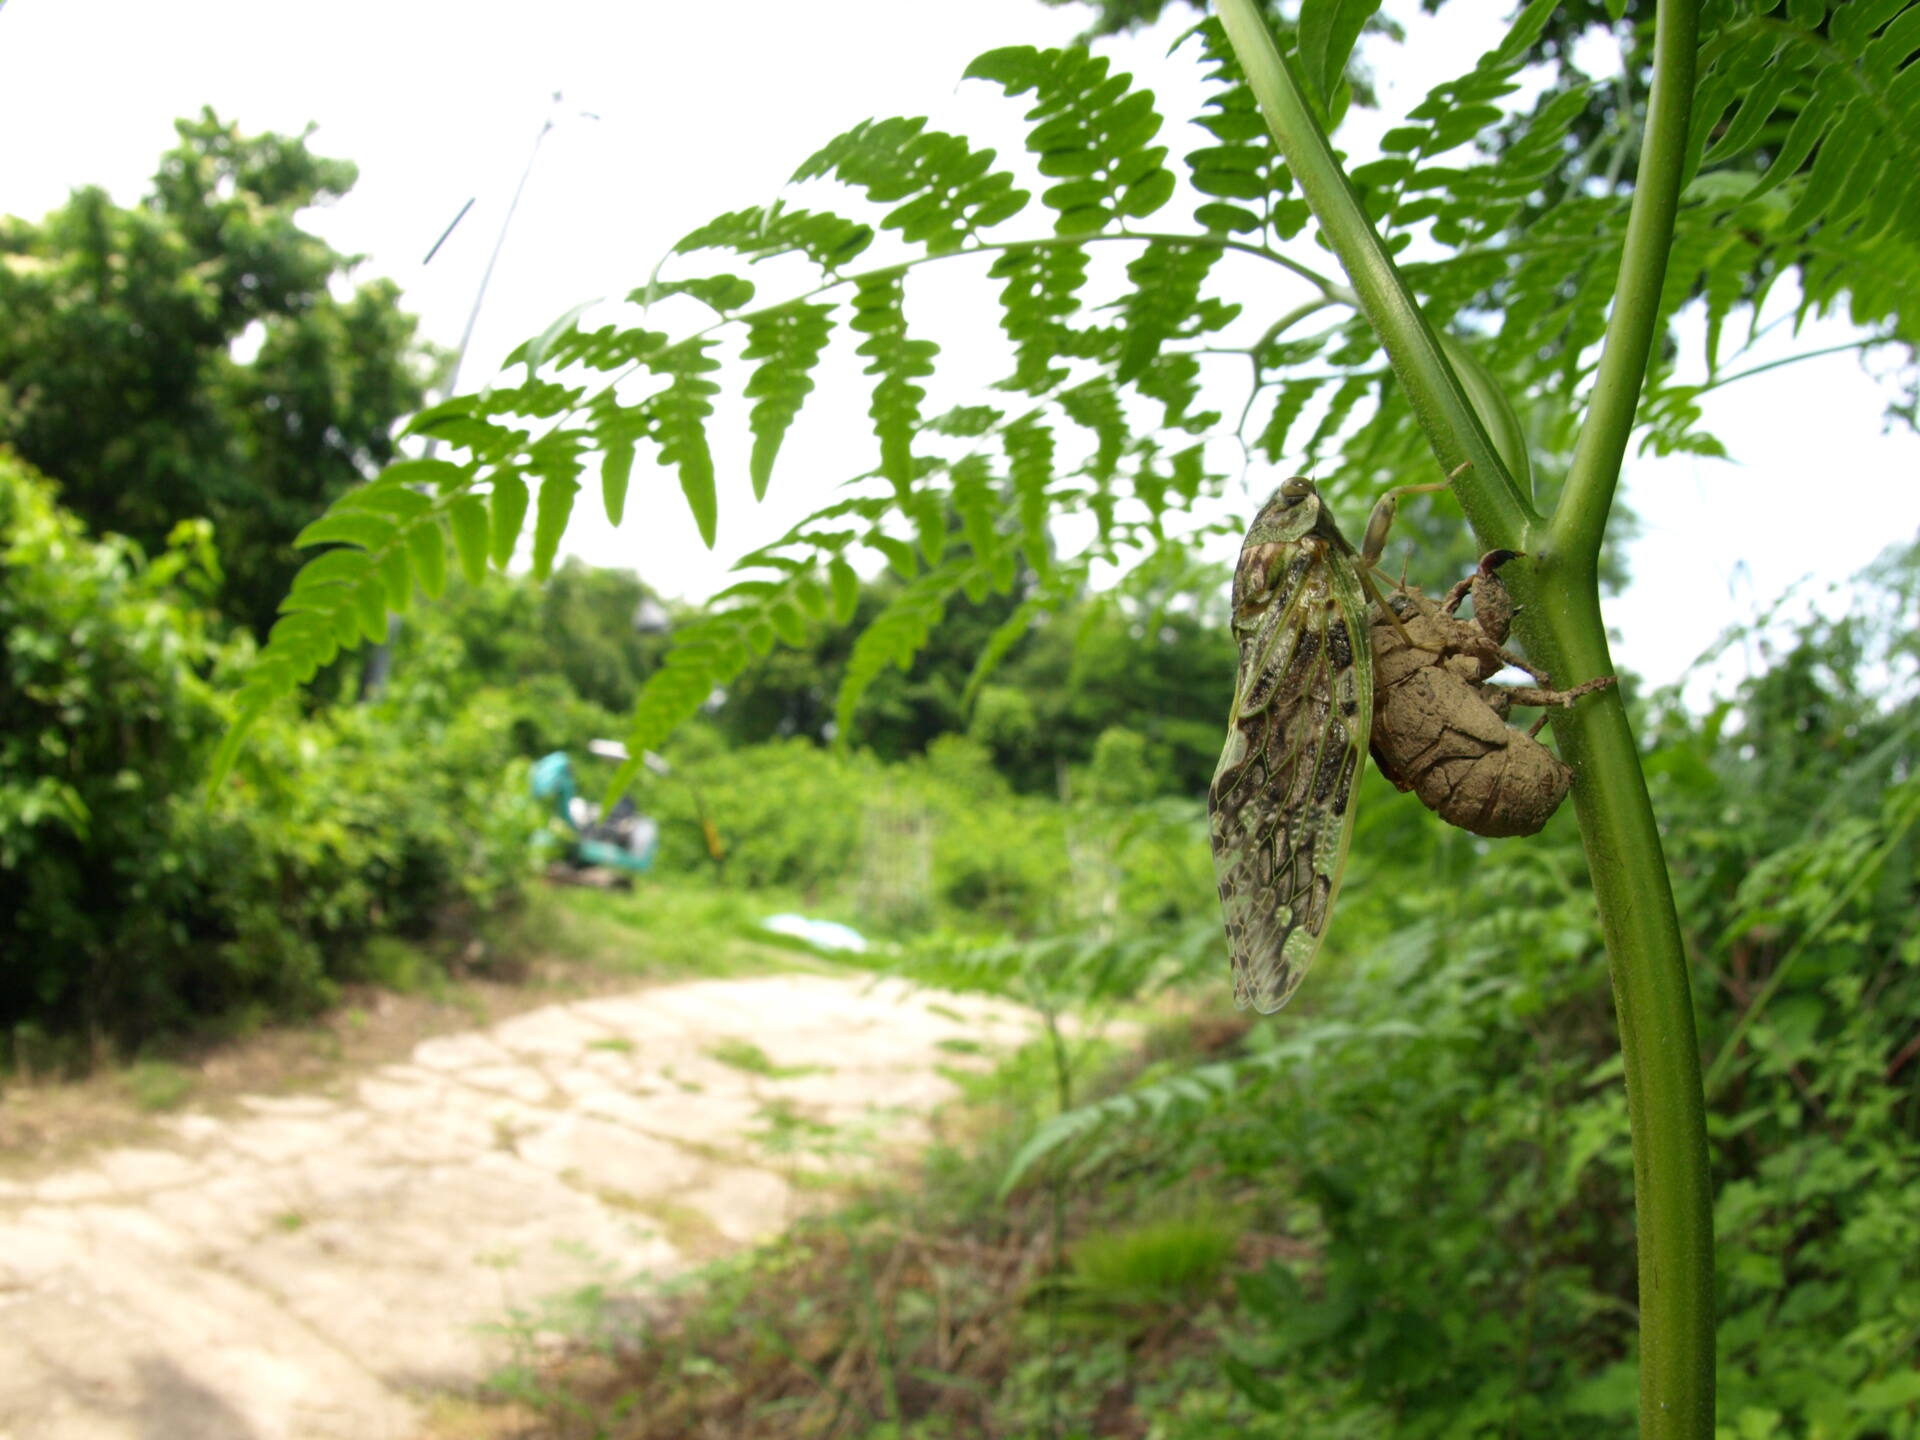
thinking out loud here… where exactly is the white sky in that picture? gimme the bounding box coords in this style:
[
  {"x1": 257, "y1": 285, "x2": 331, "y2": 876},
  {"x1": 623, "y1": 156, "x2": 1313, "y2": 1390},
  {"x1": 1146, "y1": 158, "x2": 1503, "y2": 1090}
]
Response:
[{"x1": 2, "y1": 0, "x2": 1915, "y2": 698}]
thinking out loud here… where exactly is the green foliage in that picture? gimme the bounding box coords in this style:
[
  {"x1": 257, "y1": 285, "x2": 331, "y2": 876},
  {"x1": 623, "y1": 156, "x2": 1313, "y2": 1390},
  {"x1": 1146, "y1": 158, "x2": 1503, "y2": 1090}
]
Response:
[
  {"x1": 223, "y1": 7, "x2": 1919, "y2": 779},
  {"x1": 1060, "y1": 1207, "x2": 1241, "y2": 1321},
  {"x1": 0, "y1": 452, "x2": 536, "y2": 1048},
  {"x1": 709, "y1": 551, "x2": 1235, "y2": 801},
  {"x1": 0, "y1": 112, "x2": 431, "y2": 636},
  {"x1": 983, "y1": 546, "x2": 1920, "y2": 1436}
]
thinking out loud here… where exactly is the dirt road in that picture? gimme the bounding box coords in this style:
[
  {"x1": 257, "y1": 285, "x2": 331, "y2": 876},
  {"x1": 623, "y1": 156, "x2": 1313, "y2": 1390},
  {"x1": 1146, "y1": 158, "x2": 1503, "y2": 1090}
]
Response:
[{"x1": 0, "y1": 973, "x2": 1038, "y2": 1440}]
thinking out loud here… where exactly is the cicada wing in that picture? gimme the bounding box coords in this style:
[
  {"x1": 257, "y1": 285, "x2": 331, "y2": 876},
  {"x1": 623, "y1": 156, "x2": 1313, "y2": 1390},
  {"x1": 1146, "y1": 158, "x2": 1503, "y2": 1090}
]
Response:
[{"x1": 1208, "y1": 559, "x2": 1371, "y2": 1014}]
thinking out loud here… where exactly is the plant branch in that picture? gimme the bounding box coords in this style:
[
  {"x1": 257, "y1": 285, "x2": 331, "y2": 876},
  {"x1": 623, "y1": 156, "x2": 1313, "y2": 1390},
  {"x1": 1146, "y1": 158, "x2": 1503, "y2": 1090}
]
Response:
[
  {"x1": 1693, "y1": 338, "x2": 1886, "y2": 396},
  {"x1": 1548, "y1": 0, "x2": 1700, "y2": 568},
  {"x1": 1213, "y1": 0, "x2": 1539, "y2": 552}
]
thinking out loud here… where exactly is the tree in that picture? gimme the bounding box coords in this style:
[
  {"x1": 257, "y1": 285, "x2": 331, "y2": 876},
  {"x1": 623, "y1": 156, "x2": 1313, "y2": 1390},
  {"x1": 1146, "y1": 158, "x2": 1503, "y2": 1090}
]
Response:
[
  {"x1": 0, "y1": 111, "x2": 431, "y2": 637},
  {"x1": 221, "y1": 2, "x2": 1920, "y2": 1433},
  {"x1": 712, "y1": 562, "x2": 1235, "y2": 794}
]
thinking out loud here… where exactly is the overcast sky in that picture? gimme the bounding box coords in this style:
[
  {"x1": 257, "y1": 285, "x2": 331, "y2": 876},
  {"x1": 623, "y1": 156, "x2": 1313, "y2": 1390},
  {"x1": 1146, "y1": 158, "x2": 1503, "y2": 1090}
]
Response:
[{"x1": 3, "y1": 0, "x2": 1915, "y2": 698}]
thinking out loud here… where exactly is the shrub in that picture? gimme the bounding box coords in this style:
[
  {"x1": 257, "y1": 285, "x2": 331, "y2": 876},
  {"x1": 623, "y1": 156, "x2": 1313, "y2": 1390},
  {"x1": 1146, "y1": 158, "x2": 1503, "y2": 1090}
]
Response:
[{"x1": 0, "y1": 452, "x2": 537, "y2": 1050}]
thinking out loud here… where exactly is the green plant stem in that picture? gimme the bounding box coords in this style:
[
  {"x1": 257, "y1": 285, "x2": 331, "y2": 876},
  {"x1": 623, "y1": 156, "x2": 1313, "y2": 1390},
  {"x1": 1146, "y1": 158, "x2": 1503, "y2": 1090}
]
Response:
[
  {"x1": 1534, "y1": 0, "x2": 1711, "y2": 1429},
  {"x1": 1213, "y1": 0, "x2": 1537, "y2": 551},
  {"x1": 1216, "y1": 0, "x2": 1715, "y2": 1433}
]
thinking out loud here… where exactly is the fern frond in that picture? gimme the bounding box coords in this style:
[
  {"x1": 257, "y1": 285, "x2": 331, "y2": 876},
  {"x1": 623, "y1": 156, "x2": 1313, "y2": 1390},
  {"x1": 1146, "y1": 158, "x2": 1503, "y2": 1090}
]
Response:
[
  {"x1": 673, "y1": 203, "x2": 874, "y2": 272},
  {"x1": 1113, "y1": 241, "x2": 1229, "y2": 384},
  {"x1": 1004, "y1": 415, "x2": 1057, "y2": 575},
  {"x1": 849, "y1": 270, "x2": 938, "y2": 497},
  {"x1": 1255, "y1": 375, "x2": 1327, "y2": 461},
  {"x1": 794, "y1": 117, "x2": 1029, "y2": 255},
  {"x1": 835, "y1": 558, "x2": 976, "y2": 739},
  {"x1": 741, "y1": 301, "x2": 835, "y2": 500},
  {"x1": 964, "y1": 47, "x2": 1175, "y2": 235},
  {"x1": 960, "y1": 562, "x2": 1087, "y2": 710},
  {"x1": 1184, "y1": 20, "x2": 1310, "y2": 244},
  {"x1": 207, "y1": 472, "x2": 467, "y2": 787},
  {"x1": 989, "y1": 246, "x2": 1092, "y2": 395},
  {"x1": 645, "y1": 338, "x2": 722, "y2": 547},
  {"x1": 998, "y1": 1017, "x2": 1427, "y2": 1196}
]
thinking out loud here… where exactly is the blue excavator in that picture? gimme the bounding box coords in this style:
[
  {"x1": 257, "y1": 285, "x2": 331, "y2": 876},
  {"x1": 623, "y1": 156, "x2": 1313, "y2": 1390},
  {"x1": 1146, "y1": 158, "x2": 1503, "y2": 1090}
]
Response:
[{"x1": 529, "y1": 740, "x2": 664, "y2": 884}]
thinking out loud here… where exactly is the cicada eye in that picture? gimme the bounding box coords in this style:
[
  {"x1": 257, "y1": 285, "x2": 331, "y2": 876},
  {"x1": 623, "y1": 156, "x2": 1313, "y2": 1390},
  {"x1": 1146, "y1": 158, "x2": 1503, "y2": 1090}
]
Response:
[{"x1": 1278, "y1": 476, "x2": 1315, "y2": 508}]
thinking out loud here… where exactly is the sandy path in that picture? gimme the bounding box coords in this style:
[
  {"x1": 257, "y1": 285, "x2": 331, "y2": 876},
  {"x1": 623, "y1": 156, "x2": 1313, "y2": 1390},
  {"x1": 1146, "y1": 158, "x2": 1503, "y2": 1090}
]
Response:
[{"x1": 0, "y1": 973, "x2": 1039, "y2": 1440}]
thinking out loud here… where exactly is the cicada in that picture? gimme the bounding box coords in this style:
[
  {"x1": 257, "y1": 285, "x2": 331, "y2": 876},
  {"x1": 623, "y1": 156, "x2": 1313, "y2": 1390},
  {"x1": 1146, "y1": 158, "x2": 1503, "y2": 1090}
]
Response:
[
  {"x1": 1208, "y1": 476, "x2": 1378, "y2": 1013},
  {"x1": 1368, "y1": 551, "x2": 1615, "y2": 838}
]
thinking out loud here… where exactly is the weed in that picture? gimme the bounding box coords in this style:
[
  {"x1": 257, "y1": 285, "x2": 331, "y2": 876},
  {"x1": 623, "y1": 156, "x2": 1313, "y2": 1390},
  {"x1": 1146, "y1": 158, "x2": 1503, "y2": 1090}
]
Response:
[
  {"x1": 705, "y1": 1038, "x2": 824, "y2": 1080},
  {"x1": 123, "y1": 1059, "x2": 193, "y2": 1112}
]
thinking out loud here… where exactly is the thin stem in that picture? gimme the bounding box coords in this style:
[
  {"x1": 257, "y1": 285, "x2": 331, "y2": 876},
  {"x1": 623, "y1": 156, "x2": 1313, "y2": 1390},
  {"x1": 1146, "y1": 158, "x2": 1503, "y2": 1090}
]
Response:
[
  {"x1": 1693, "y1": 337, "x2": 1884, "y2": 395},
  {"x1": 1213, "y1": 0, "x2": 1539, "y2": 554},
  {"x1": 1548, "y1": 0, "x2": 1699, "y2": 566}
]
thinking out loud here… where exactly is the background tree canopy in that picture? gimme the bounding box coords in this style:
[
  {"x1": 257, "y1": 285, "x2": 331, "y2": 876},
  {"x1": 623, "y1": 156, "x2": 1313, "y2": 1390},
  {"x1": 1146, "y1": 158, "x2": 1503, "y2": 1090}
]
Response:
[{"x1": 0, "y1": 110, "x2": 431, "y2": 637}]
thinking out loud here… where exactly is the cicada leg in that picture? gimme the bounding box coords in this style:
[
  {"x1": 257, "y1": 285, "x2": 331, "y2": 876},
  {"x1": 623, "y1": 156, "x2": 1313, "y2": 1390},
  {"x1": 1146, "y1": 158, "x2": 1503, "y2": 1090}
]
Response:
[{"x1": 1357, "y1": 476, "x2": 1456, "y2": 651}]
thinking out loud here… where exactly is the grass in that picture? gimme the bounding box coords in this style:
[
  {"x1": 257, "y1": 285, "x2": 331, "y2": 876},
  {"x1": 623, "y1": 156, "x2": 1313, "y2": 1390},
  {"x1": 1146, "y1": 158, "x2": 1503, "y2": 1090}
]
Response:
[
  {"x1": 705, "y1": 1037, "x2": 825, "y2": 1080},
  {"x1": 507, "y1": 879, "x2": 844, "y2": 983},
  {"x1": 122, "y1": 1059, "x2": 193, "y2": 1112},
  {"x1": 1056, "y1": 1208, "x2": 1242, "y2": 1327}
]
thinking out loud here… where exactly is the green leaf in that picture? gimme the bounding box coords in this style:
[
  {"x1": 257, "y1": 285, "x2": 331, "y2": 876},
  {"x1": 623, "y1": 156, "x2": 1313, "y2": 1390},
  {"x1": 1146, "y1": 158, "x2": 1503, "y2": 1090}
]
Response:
[
  {"x1": 850, "y1": 270, "x2": 937, "y2": 496},
  {"x1": 961, "y1": 589, "x2": 1055, "y2": 709},
  {"x1": 646, "y1": 338, "x2": 722, "y2": 547},
  {"x1": 373, "y1": 456, "x2": 473, "y2": 491},
  {"x1": 531, "y1": 474, "x2": 579, "y2": 582},
  {"x1": 601, "y1": 441, "x2": 634, "y2": 527},
  {"x1": 742, "y1": 301, "x2": 835, "y2": 500},
  {"x1": 1298, "y1": 0, "x2": 1382, "y2": 112},
  {"x1": 1113, "y1": 241, "x2": 1225, "y2": 383},
  {"x1": 768, "y1": 599, "x2": 809, "y2": 647},
  {"x1": 522, "y1": 300, "x2": 601, "y2": 378},
  {"x1": 289, "y1": 548, "x2": 372, "y2": 594},
  {"x1": 489, "y1": 472, "x2": 529, "y2": 569},
  {"x1": 377, "y1": 545, "x2": 412, "y2": 612},
  {"x1": 1257, "y1": 376, "x2": 1327, "y2": 462},
  {"x1": 335, "y1": 483, "x2": 434, "y2": 520},
  {"x1": 353, "y1": 576, "x2": 388, "y2": 644},
  {"x1": 989, "y1": 246, "x2": 1090, "y2": 394},
  {"x1": 966, "y1": 46, "x2": 1172, "y2": 236},
  {"x1": 448, "y1": 496, "x2": 490, "y2": 585},
  {"x1": 1005, "y1": 417, "x2": 1055, "y2": 574},
  {"x1": 407, "y1": 520, "x2": 447, "y2": 599},
  {"x1": 828, "y1": 556, "x2": 861, "y2": 623},
  {"x1": 834, "y1": 561, "x2": 969, "y2": 740},
  {"x1": 795, "y1": 116, "x2": 1028, "y2": 256},
  {"x1": 294, "y1": 510, "x2": 397, "y2": 551},
  {"x1": 674, "y1": 204, "x2": 873, "y2": 271},
  {"x1": 634, "y1": 274, "x2": 757, "y2": 312}
]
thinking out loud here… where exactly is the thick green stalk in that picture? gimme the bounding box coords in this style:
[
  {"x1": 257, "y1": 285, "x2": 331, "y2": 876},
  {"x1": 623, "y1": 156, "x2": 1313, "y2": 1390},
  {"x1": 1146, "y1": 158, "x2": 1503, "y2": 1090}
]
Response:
[
  {"x1": 1534, "y1": 0, "x2": 1712, "y2": 1429},
  {"x1": 1215, "y1": 0, "x2": 1714, "y2": 1433}
]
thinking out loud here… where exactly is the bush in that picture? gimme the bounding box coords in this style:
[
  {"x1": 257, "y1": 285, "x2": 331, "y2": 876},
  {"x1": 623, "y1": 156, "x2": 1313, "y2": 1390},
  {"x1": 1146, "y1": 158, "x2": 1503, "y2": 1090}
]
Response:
[
  {"x1": 634, "y1": 733, "x2": 1211, "y2": 936},
  {"x1": 0, "y1": 452, "x2": 537, "y2": 1050}
]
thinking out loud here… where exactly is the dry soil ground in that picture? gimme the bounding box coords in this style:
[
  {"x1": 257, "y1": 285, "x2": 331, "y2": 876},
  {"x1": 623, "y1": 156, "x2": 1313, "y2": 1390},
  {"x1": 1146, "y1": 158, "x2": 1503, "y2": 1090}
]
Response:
[{"x1": 0, "y1": 972, "x2": 1041, "y2": 1440}]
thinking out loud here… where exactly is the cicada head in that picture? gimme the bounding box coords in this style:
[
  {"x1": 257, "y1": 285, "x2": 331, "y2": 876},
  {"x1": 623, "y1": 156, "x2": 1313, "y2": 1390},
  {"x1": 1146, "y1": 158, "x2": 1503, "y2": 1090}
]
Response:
[
  {"x1": 1233, "y1": 477, "x2": 1359, "y2": 623},
  {"x1": 1245, "y1": 475, "x2": 1329, "y2": 548}
]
